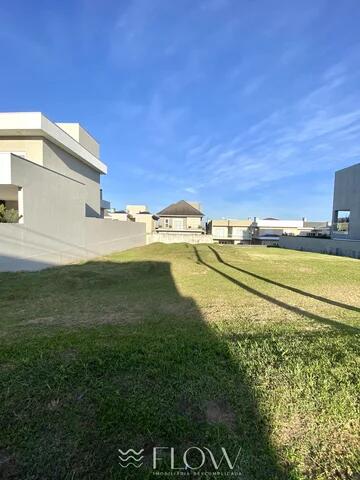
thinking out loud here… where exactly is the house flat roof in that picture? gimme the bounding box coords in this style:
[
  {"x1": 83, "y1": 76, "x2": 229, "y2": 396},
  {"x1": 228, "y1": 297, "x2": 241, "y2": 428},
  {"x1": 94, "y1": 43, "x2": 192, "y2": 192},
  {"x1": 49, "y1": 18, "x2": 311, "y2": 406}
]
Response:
[
  {"x1": 255, "y1": 219, "x2": 303, "y2": 228},
  {"x1": 0, "y1": 112, "x2": 107, "y2": 174},
  {"x1": 211, "y1": 219, "x2": 252, "y2": 227}
]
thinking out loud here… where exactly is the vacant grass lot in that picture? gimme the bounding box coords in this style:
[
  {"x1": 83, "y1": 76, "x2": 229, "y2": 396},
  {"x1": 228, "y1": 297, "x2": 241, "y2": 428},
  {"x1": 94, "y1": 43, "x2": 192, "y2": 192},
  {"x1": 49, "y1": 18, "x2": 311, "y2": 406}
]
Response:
[{"x1": 0, "y1": 244, "x2": 359, "y2": 479}]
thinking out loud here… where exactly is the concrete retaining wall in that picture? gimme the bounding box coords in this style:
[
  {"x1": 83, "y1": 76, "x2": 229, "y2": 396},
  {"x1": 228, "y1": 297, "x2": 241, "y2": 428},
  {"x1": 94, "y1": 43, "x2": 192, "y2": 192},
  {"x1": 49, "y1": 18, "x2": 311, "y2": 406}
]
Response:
[
  {"x1": 148, "y1": 233, "x2": 213, "y2": 244},
  {"x1": 279, "y1": 236, "x2": 360, "y2": 259},
  {"x1": 0, "y1": 154, "x2": 146, "y2": 271},
  {"x1": 0, "y1": 220, "x2": 146, "y2": 272}
]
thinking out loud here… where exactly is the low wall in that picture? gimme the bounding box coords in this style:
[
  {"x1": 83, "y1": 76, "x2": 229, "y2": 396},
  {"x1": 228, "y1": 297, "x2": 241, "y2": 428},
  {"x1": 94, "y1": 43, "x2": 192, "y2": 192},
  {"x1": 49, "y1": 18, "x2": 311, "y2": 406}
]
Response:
[
  {"x1": 0, "y1": 220, "x2": 146, "y2": 272},
  {"x1": 84, "y1": 218, "x2": 145, "y2": 256},
  {"x1": 148, "y1": 233, "x2": 213, "y2": 244},
  {"x1": 279, "y1": 236, "x2": 360, "y2": 259}
]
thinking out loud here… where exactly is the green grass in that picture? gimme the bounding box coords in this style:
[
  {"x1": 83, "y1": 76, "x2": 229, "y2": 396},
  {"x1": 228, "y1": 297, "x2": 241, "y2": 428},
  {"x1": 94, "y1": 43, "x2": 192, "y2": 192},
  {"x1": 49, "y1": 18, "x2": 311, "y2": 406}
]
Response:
[{"x1": 0, "y1": 243, "x2": 359, "y2": 479}]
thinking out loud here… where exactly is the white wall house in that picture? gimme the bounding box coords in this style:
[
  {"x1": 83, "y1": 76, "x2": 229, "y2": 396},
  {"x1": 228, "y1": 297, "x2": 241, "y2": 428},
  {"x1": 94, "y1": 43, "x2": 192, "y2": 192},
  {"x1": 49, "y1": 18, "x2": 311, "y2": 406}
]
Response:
[
  {"x1": 105, "y1": 204, "x2": 158, "y2": 239},
  {"x1": 251, "y1": 218, "x2": 305, "y2": 245},
  {"x1": 208, "y1": 219, "x2": 252, "y2": 244},
  {"x1": 0, "y1": 112, "x2": 145, "y2": 271}
]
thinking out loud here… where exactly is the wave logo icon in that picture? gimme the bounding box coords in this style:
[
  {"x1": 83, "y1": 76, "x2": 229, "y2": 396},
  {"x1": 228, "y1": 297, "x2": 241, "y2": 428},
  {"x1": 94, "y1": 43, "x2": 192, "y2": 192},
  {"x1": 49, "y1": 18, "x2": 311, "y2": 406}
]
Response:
[{"x1": 118, "y1": 448, "x2": 144, "y2": 468}]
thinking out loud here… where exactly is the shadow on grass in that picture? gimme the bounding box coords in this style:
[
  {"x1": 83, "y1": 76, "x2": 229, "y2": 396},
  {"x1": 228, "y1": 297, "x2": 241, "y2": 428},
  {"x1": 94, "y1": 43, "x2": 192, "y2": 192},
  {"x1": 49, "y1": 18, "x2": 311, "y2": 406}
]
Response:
[
  {"x1": 208, "y1": 246, "x2": 360, "y2": 314},
  {"x1": 0, "y1": 259, "x2": 288, "y2": 479},
  {"x1": 194, "y1": 247, "x2": 359, "y2": 335}
]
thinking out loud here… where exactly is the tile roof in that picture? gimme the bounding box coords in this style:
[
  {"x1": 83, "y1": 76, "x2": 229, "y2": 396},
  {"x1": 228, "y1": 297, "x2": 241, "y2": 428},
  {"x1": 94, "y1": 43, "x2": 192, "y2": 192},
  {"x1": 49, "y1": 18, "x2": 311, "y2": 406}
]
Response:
[{"x1": 157, "y1": 200, "x2": 204, "y2": 216}]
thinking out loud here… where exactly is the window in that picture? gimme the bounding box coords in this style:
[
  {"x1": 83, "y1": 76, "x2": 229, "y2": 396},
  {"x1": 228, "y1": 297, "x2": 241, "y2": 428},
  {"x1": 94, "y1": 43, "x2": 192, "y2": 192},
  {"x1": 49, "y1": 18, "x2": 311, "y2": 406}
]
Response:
[
  {"x1": 214, "y1": 227, "x2": 227, "y2": 238},
  {"x1": 173, "y1": 218, "x2": 184, "y2": 230},
  {"x1": 334, "y1": 210, "x2": 350, "y2": 234}
]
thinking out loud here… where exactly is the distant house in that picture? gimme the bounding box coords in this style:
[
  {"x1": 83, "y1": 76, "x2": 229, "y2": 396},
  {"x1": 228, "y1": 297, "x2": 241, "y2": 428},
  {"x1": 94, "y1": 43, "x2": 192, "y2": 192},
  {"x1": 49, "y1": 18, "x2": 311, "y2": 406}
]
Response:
[
  {"x1": 156, "y1": 200, "x2": 204, "y2": 234},
  {"x1": 105, "y1": 209, "x2": 133, "y2": 222},
  {"x1": 208, "y1": 219, "x2": 251, "y2": 244},
  {"x1": 126, "y1": 205, "x2": 148, "y2": 216},
  {"x1": 105, "y1": 204, "x2": 158, "y2": 235},
  {"x1": 251, "y1": 218, "x2": 304, "y2": 245},
  {"x1": 126, "y1": 205, "x2": 158, "y2": 235},
  {"x1": 300, "y1": 220, "x2": 331, "y2": 237},
  {"x1": 252, "y1": 217, "x2": 332, "y2": 245}
]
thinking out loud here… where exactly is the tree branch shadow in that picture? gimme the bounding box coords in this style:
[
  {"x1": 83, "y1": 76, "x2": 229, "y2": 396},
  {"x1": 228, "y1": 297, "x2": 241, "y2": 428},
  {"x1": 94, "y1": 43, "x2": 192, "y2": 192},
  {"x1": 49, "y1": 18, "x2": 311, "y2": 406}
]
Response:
[
  {"x1": 194, "y1": 247, "x2": 359, "y2": 334},
  {"x1": 208, "y1": 246, "x2": 360, "y2": 314}
]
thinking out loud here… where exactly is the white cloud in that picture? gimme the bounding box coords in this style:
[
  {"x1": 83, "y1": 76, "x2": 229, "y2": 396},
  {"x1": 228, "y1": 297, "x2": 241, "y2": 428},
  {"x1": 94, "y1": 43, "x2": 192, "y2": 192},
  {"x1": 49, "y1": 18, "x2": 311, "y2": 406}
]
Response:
[
  {"x1": 242, "y1": 76, "x2": 264, "y2": 96},
  {"x1": 183, "y1": 64, "x2": 360, "y2": 192}
]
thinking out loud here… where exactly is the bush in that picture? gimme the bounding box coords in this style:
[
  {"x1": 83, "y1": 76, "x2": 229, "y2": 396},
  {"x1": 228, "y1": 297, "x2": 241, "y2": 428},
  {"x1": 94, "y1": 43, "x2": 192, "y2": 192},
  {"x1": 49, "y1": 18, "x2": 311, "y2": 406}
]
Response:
[{"x1": 0, "y1": 204, "x2": 21, "y2": 223}]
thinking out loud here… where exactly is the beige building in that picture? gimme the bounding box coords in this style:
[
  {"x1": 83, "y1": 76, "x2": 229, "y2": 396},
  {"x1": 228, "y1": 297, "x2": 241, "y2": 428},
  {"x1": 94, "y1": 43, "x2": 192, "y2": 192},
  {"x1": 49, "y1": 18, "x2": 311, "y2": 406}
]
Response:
[
  {"x1": 126, "y1": 205, "x2": 158, "y2": 234},
  {"x1": 0, "y1": 112, "x2": 145, "y2": 271},
  {"x1": 105, "y1": 209, "x2": 134, "y2": 222},
  {"x1": 208, "y1": 219, "x2": 251, "y2": 244},
  {"x1": 156, "y1": 200, "x2": 204, "y2": 234},
  {"x1": 106, "y1": 204, "x2": 158, "y2": 235},
  {"x1": 126, "y1": 204, "x2": 147, "y2": 216},
  {"x1": 250, "y1": 217, "x2": 329, "y2": 245}
]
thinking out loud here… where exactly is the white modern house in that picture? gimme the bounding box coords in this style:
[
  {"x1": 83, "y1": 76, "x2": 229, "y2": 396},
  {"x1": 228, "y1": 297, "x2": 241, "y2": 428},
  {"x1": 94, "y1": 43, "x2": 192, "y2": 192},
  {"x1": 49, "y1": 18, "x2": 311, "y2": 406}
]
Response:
[
  {"x1": 251, "y1": 218, "x2": 304, "y2": 245},
  {"x1": 0, "y1": 112, "x2": 146, "y2": 271},
  {"x1": 208, "y1": 219, "x2": 252, "y2": 244},
  {"x1": 106, "y1": 204, "x2": 159, "y2": 240}
]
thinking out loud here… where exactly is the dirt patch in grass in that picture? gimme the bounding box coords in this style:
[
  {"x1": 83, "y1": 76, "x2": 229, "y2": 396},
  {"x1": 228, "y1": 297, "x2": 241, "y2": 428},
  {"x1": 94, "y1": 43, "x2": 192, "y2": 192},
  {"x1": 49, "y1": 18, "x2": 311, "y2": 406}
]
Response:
[
  {"x1": 205, "y1": 399, "x2": 236, "y2": 431},
  {"x1": 178, "y1": 397, "x2": 205, "y2": 423},
  {"x1": 276, "y1": 413, "x2": 309, "y2": 446},
  {"x1": 0, "y1": 363, "x2": 16, "y2": 373},
  {"x1": 0, "y1": 449, "x2": 17, "y2": 479},
  {"x1": 59, "y1": 348, "x2": 78, "y2": 363}
]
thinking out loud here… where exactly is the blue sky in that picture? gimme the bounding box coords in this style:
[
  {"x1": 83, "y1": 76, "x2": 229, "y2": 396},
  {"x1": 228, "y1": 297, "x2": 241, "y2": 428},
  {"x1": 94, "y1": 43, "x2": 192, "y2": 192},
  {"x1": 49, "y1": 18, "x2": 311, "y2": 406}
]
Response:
[{"x1": 1, "y1": 0, "x2": 360, "y2": 220}]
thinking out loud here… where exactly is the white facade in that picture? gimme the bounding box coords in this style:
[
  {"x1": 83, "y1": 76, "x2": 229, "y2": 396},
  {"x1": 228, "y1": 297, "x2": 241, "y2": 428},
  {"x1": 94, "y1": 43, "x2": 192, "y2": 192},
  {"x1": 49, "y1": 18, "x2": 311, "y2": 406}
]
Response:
[
  {"x1": 0, "y1": 113, "x2": 146, "y2": 271},
  {"x1": 209, "y1": 219, "x2": 252, "y2": 244},
  {"x1": 332, "y1": 162, "x2": 360, "y2": 241}
]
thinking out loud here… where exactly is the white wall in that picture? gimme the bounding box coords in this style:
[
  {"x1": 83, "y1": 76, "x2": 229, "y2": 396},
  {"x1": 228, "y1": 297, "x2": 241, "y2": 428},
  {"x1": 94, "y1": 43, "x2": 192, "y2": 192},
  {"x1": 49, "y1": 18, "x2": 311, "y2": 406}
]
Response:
[
  {"x1": 56, "y1": 123, "x2": 100, "y2": 158},
  {"x1": 0, "y1": 154, "x2": 146, "y2": 271},
  {"x1": 332, "y1": 163, "x2": 360, "y2": 241},
  {"x1": 279, "y1": 236, "x2": 360, "y2": 259},
  {"x1": 148, "y1": 232, "x2": 213, "y2": 244},
  {"x1": 42, "y1": 139, "x2": 101, "y2": 217}
]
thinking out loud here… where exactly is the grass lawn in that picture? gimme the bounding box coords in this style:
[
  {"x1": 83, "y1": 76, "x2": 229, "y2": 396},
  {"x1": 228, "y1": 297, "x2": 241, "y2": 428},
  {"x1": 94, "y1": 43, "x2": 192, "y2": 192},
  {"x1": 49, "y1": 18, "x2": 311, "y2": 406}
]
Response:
[{"x1": 0, "y1": 243, "x2": 359, "y2": 479}]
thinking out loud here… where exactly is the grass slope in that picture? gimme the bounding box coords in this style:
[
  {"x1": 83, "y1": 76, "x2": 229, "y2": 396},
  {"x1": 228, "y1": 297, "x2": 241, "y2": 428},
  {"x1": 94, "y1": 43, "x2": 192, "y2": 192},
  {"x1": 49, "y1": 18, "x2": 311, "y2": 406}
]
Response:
[{"x1": 0, "y1": 244, "x2": 359, "y2": 479}]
